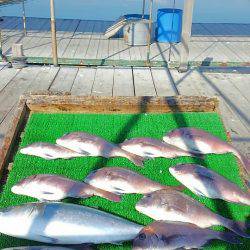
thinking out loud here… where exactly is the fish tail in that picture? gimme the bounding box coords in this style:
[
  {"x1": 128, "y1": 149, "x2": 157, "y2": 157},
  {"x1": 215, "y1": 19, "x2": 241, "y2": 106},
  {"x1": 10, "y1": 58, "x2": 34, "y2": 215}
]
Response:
[
  {"x1": 223, "y1": 219, "x2": 250, "y2": 238},
  {"x1": 127, "y1": 153, "x2": 145, "y2": 167},
  {"x1": 215, "y1": 231, "x2": 241, "y2": 244},
  {"x1": 92, "y1": 187, "x2": 121, "y2": 202}
]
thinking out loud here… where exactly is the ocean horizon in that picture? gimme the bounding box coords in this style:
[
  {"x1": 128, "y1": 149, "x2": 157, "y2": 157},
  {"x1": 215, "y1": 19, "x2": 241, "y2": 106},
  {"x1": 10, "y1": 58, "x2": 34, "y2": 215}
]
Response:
[{"x1": 1, "y1": 0, "x2": 250, "y2": 23}]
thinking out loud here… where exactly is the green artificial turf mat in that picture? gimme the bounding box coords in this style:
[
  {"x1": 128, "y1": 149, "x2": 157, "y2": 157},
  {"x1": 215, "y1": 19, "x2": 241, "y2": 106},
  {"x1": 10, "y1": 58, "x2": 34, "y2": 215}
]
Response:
[{"x1": 0, "y1": 112, "x2": 249, "y2": 249}]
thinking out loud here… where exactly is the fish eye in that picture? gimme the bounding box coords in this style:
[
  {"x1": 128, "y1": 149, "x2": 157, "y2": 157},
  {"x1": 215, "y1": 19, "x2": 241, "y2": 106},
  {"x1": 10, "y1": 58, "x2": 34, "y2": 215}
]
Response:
[{"x1": 139, "y1": 233, "x2": 146, "y2": 240}]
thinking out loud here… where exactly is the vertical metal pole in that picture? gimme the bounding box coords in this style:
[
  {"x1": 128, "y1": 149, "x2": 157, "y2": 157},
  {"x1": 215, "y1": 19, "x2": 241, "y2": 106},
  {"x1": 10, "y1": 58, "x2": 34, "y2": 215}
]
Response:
[
  {"x1": 22, "y1": 1, "x2": 27, "y2": 36},
  {"x1": 142, "y1": 0, "x2": 146, "y2": 18},
  {"x1": 146, "y1": 0, "x2": 153, "y2": 63},
  {"x1": 50, "y1": 0, "x2": 58, "y2": 66},
  {"x1": 179, "y1": 0, "x2": 195, "y2": 72}
]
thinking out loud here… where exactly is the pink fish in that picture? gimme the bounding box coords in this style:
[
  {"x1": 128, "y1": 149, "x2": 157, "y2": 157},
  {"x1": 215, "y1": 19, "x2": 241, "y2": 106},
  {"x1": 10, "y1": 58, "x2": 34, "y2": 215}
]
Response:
[
  {"x1": 12, "y1": 174, "x2": 120, "y2": 202},
  {"x1": 56, "y1": 132, "x2": 145, "y2": 167},
  {"x1": 163, "y1": 128, "x2": 250, "y2": 180}
]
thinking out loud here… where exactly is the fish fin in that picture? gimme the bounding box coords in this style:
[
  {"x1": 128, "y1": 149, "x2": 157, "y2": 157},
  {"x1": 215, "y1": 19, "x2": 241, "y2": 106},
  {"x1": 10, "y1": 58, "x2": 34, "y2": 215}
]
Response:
[
  {"x1": 130, "y1": 154, "x2": 145, "y2": 167},
  {"x1": 193, "y1": 188, "x2": 206, "y2": 197},
  {"x1": 215, "y1": 231, "x2": 241, "y2": 244},
  {"x1": 92, "y1": 188, "x2": 121, "y2": 202},
  {"x1": 43, "y1": 153, "x2": 55, "y2": 160},
  {"x1": 161, "y1": 185, "x2": 185, "y2": 192},
  {"x1": 223, "y1": 219, "x2": 250, "y2": 238},
  {"x1": 37, "y1": 235, "x2": 58, "y2": 244}
]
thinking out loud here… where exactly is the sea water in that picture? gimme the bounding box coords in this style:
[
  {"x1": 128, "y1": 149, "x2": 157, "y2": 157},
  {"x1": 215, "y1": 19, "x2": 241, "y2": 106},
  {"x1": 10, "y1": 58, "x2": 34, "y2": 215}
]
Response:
[{"x1": 0, "y1": 0, "x2": 250, "y2": 23}]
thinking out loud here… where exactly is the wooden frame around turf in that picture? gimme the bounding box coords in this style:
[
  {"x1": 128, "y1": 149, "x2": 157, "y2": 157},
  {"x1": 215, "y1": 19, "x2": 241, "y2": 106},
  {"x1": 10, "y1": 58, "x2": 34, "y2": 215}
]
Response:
[{"x1": 0, "y1": 93, "x2": 223, "y2": 183}]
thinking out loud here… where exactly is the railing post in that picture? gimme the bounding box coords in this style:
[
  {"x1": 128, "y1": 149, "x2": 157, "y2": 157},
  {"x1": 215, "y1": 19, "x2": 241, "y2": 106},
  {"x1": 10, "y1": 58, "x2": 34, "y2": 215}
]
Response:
[
  {"x1": 50, "y1": 0, "x2": 58, "y2": 67},
  {"x1": 146, "y1": 0, "x2": 153, "y2": 63},
  {"x1": 22, "y1": 1, "x2": 27, "y2": 36},
  {"x1": 179, "y1": 0, "x2": 195, "y2": 72}
]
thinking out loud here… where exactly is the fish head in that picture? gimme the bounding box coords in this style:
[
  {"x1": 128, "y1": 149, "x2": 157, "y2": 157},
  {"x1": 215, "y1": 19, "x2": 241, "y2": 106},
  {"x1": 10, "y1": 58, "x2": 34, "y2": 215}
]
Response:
[
  {"x1": 133, "y1": 226, "x2": 165, "y2": 250},
  {"x1": 169, "y1": 164, "x2": 192, "y2": 177},
  {"x1": 11, "y1": 175, "x2": 45, "y2": 197},
  {"x1": 20, "y1": 144, "x2": 41, "y2": 156}
]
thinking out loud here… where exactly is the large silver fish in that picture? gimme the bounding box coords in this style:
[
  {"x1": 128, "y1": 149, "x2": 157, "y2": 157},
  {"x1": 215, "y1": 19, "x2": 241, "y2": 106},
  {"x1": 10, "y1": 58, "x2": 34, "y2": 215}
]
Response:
[
  {"x1": 119, "y1": 137, "x2": 198, "y2": 159},
  {"x1": 133, "y1": 221, "x2": 240, "y2": 250},
  {"x1": 163, "y1": 128, "x2": 250, "y2": 177},
  {"x1": 20, "y1": 143, "x2": 84, "y2": 160},
  {"x1": 136, "y1": 189, "x2": 249, "y2": 238},
  {"x1": 0, "y1": 202, "x2": 143, "y2": 244},
  {"x1": 169, "y1": 164, "x2": 250, "y2": 206},
  {"x1": 56, "y1": 132, "x2": 144, "y2": 167},
  {"x1": 84, "y1": 167, "x2": 184, "y2": 195},
  {"x1": 11, "y1": 174, "x2": 120, "y2": 202}
]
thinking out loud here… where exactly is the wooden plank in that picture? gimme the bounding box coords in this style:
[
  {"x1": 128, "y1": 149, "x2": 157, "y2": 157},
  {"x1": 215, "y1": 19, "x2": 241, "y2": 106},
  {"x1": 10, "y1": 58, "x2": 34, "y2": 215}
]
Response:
[
  {"x1": 0, "y1": 67, "x2": 41, "y2": 123},
  {"x1": 170, "y1": 69, "x2": 200, "y2": 95},
  {"x1": 187, "y1": 70, "x2": 250, "y2": 156},
  {"x1": 71, "y1": 67, "x2": 96, "y2": 95},
  {"x1": 0, "y1": 97, "x2": 27, "y2": 177},
  {"x1": 151, "y1": 68, "x2": 178, "y2": 96},
  {"x1": 25, "y1": 95, "x2": 219, "y2": 114},
  {"x1": 133, "y1": 67, "x2": 156, "y2": 96},
  {"x1": 228, "y1": 74, "x2": 250, "y2": 102},
  {"x1": 49, "y1": 67, "x2": 79, "y2": 92},
  {"x1": 113, "y1": 67, "x2": 134, "y2": 96},
  {"x1": 92, "y1": 67, "x2": 114, "y2": 96},
  {"x1": 0, "y1": 68, "x2": 20, "y2": 92},
  {"x1": 73, "y1": 20, "x2": 96, "y2": 59}
]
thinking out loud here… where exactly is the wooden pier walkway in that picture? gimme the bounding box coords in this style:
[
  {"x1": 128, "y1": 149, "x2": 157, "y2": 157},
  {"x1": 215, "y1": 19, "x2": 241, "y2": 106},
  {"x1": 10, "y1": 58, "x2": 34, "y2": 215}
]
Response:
[
  {"x1": 0, "y1": 65, "x2": 249, "y2": 156},
  {"x1": 1, "y1": 17, "x2": 250, "y2": 65}
]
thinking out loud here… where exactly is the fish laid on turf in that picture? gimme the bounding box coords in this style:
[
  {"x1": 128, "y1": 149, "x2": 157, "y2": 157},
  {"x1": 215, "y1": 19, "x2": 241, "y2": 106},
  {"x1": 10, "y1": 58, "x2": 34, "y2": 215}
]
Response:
[
  {"x1": 56, "y1": 132, "x2": 145, "y2": 167},
  {"x1": 132, "y1": 221, "x2": 240, "y2": 250},
  {"x1": 11, "y1": 174, "x2": 120, "y2": 202},
  {"x1": 169, "y1": 164, "x2": 250, "y2": 206},
  {"x1": 0, "y1": 202, "x2": 143, "y2": 244},
  {"x1": 20, "y1": 142, "x2": 84, "y2": 160},
  {"x1": 119, "y1": 137, "x2": 200, "y2": 159},
  {"x1": 136, "y1": 189, "x2": 250, "y2": 238},
  {"x1": 163, "y1": 127, "x2": 250, "y2": 177},
  {"x1": 84, "y1": 167, "x2": 184, "y2": 195}
]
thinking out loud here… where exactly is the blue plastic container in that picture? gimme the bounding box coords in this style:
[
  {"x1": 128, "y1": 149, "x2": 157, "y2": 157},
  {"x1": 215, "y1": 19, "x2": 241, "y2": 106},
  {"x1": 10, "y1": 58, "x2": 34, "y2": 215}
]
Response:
[{"x1": 156, "y1": 8, "x2": 183, "y2": 43}]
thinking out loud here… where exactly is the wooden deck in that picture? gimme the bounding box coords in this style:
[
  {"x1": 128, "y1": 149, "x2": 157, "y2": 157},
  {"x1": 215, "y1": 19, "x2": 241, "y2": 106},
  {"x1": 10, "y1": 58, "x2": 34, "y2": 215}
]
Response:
[
  {"x1": 1, "y1": 17, "x2": 250, "y2": 65},
  {"x1": 0, "y1": 65, "x2": 249, "y2": 156}
]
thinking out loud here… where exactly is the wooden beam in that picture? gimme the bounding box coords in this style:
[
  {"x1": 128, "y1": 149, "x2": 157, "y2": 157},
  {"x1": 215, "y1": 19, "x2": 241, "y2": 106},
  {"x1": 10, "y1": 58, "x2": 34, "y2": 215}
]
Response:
[
  {"x1": 24, "y1": 94, "x2": 219, "y2": 114},
  {"x1": 179, "y1": 0, "x2": 195, "y2": 72},
  {"x1": 50, "y1": 0, "x2": 58, "y2": 66}
]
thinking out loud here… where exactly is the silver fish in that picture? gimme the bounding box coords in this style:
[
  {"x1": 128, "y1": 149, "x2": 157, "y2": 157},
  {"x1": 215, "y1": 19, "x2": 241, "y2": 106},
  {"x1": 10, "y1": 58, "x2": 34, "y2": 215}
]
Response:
[
  {"x1": 169, "y1": 164, "x2": 250, "y2": 206},
  {"x1": 84, "y1": 167, "x2": 184, "y2": 195},
  {"x1": 163, "y1": 128, "x2": 250, "y2": 177},
  {"x1": 56, "y1": 132, "x2": 144, "y2": 167},
  {"x1": 11, "y1": 174, "x2": 120, "y2": 202},
  {"x1": 136, "y1": 189, "x2": 249, "y2": 238},
  {"x1": 0, "y1": 202, "x2": 143, "y2": 244},
  {"x1": 133, "y1": 221, "x2": 240, "y2": 250},
  {"x1": 119, "y1": 137, "x2": 198, "y2": 159},
  {"x1": 20, "y1": 143, "x2": 84, "y2": 160}
]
